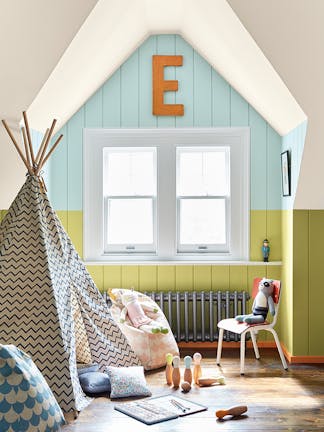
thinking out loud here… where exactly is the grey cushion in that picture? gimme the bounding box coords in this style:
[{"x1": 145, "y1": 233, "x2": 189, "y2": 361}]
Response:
[{"x1": 79, "y1": 372, "x2": 111, "y2": 395}]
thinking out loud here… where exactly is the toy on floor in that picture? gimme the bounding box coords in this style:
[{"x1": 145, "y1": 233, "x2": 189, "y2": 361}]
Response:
[
  {"x1": 181, "y1": 381, "x2": 191, "y2": 393},
  {"x1": 235, "y1": 278, "x2": 275, "y2": 324},
  {"x1": 120, "y1": 290, "x2": 169, "y2": 334},
  {"x1": 215, "y1": 405, "x2": 248, "y2": 419},
  {"x1": 172, "y1": 355, "x2": 181, "y2": 388},
  {"x1": 193, "y1": 352, "x2": 202, "y2": 384},
  {"x1": 165, "y1": 353, "x2": 173, "y2": 385},
  {"x1": 198, "y1": 376, "x2": 225, "y2": 386},
  {"x1": 183, "y1": 355, "x2": 192, "y2": 384}
]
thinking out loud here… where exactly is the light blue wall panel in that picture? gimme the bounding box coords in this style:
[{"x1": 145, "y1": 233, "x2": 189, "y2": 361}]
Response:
[
  {"x1": 103, "y1": 70, "x2": 121, "y2": 127},
  {"x1": 121, "y1": 51, "x2": 139, "y2": 127},
  {"x1": 48, "y1": 34, "x2": 282, "y2": 212},
  {"x1": 175, "y1": 35, "x2": 194, "y2": 127},
  {"x1": 193, "y1": 51, "x2": 212, "y2": 127},
  {"x1": 282, "y1": 120, "x2": 307, "y2": 210},
  {"x1": 212, "y1": 70, "x2": 230, "y2": 127},
  {"x1": 156, "y1": 34, "x2": 176, "y2": 128},
  {"x1": 85, "y1": 88, "x2": 103, "y2": 127},
  {"x1": 49, "y1": 126, "x2": 67, "y2": 210},
  {"x1": 139, "y1": 36, "x2": 157, "y2": 127},
  {"x1": 249, "y1": 106, "x2": 267, "y2": 210},
  {"x1": 67, "y1": 108, "x2": 84, "y2": 210},
  {"x1": 230, "y1": 88, "x2": 249, "y2": 126},
  {"x1": 267, "y1": 125, "x2": 282, "y2": 210}
]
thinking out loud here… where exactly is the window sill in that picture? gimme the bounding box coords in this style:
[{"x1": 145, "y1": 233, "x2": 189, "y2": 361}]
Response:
[{"x1": 84, "y1": 260, "x2": 282, "y2": 266}]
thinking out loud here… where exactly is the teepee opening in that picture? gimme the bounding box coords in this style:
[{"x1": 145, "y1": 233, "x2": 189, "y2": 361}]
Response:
[{"x1": 0, "y1": 112, "x2": 140, "y2": 413}]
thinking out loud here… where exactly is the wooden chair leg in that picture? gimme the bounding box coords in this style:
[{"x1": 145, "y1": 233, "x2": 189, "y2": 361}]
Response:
[
  {"x1": 269, "y1": 328, "x2": 288, "y2": 370},
  {"x1": 240, "y1": 332, "x2": 246, "y2": 375},
  {"x1": 250, "y1": 329, "x2": 260, "y2": 359},
  {"x1": 216, "y1": 328, "x2": 224, "y2": 365}
]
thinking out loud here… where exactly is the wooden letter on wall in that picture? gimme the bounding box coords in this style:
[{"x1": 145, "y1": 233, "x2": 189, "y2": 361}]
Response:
[{"x1": 152, "y1": 55, "x2": 184, "y2": 116}]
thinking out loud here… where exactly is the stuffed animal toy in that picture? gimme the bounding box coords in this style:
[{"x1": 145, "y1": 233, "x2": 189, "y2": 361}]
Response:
[
  {"x1": 119, "y1": 290, "x2": 169, "y2": 335},
  {"x1": 235, "y1": 278, "x2": 275, "y2": 324}
]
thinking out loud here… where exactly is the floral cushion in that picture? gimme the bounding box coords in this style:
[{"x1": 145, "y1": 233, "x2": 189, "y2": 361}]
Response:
[{"x1": 106, "y1": 366, "x2": 151, "y2": 399}]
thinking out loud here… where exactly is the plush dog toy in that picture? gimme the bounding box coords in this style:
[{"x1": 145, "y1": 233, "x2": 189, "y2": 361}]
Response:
[
  {"x1": 235, "y1": 278, "x2": 275, "y2": 324},
  {"x1": 114, "y1": 289, "x2": 169, "y2": 334}
]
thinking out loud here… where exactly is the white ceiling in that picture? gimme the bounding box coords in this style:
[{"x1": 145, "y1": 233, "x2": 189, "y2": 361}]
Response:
[{"x1": 0, "y1": 0, "x2": 98, "y2": 127}]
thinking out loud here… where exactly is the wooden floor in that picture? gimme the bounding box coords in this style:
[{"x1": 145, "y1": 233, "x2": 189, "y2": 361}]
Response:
[{"x1": 63, "y1": 349, "x2": 324, "y2": 431}]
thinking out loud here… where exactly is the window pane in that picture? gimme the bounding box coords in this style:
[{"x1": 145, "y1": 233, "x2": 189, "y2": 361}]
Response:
[
  {"x1": 107, "y1": 198, "x2": 153, "y2": 244},
  {"x1": 178, "y1": 149, "x2": 228, "y2": 196},
  {"x1": 179, "y1": 199, "x2": 226, "y2": 244},
  {"x1": 104, "y1": 149, "x2": 156, "y2": 196}
]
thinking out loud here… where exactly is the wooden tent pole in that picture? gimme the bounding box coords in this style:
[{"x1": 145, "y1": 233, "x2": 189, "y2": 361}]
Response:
[
  {"x1": 35, "y1": 128, "x2": 49, "y2": 165},
  {"x1": 37, "y1": 119, "x2": 57, "y2": 169},
  {"x1": 22, "y1": 111, "x2": 35, "y2": 166},
  {"x1": 21, "y1": 126, "x2": 31, "y2": 168},
  {"x1": 1, "y1": 120, "x2": 33, "y2": 175},
  {"x1": 37, "y1": 134, "x2": 63, "y2": 174}
]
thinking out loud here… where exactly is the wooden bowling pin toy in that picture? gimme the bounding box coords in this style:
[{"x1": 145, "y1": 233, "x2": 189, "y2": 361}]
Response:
[
  {"x1": 193, "y1": 352, "x2": 202, "y2": 384},
  {"x1": 183, "y1": 355, "x2": 192, "y2": 384},
  {"x1": 165, "y1": 353, "x2": 173, "y2": 385},
  {"x1": 215, "y1": 405, "x2": 248, "y2": 419},
  {"x1": 172, "y1": 355, "x2": 181, "y2": 388},
  {"x1": 198, "y1": 375, "x2": 226, "y2": 386}
]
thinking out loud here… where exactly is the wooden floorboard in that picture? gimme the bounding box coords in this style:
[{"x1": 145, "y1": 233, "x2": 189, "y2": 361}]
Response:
[{"x1": 63, "y1": 349, "x2": 324, "y2": 431}]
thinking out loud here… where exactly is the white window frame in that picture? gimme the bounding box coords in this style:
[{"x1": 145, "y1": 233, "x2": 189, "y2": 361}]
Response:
[{"x1": 83, "y1": 128, "x2": 250, "y2": 262}]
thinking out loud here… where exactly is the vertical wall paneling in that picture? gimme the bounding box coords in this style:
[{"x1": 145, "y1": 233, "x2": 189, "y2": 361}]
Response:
[
  {"x1": 87, "y1": 266, "x2": 104, "y2": 292},
  {"x1": 250, "y1": 211, "x2": 267, "y2": 261},
  {"x1": 193, "y1": 51, "x2": 212, "y2": 127},
  {"x1": 175, "y1": 266, "x2": 193, "y2": 291},
  {"x1": 121, "y1": 266, "x2": 139, "y2": 289},
  {"x1": 157, "y1": 266, "x2": 176, "y2": 291},
  {"x1": 121, "y1": 51, "x2": 139, "y2": 127},
  {"x1": 85, "y1": 88, "x2": 103, "y2": 127},
  {"x1": 139, "y1": 36, "x2": 157, "y2": 128},
  {"x1": 249, "y1": 106, "x2": 267, "y2": 210},
  {"x1": 175, "y1": 35, "x2": 194, "y2": 127},
  {"x1": 212, "y1": 70, "x2": 231, "y2": 127},
  {"x1": 67, "y1": 108, "x2": 84, "y2": 211},
  {"x1": 49, "y1": 126, "x2": 68, "y2": 210},
  {"x1": 193, "y1": 266, "x2": 211, "y2": 291},
  {"x1": 103, "y1": 266, "x2": 122, "y2": 291},
  {"x1": 230, "y1": 88, "x2": 249, "y2": 126},
  {"x1": 267, "y1": 125, "x2": 281, "y2": 210},
  {"x1": 267, "y1": 210, "x2": 281, "y2": 261},
  {"x1": 139, "y1": 266, "x2": 157, "y2": 292},
  {"x1": 229, "y1": 266, "x2": 248, "y2": 292},
  {"x1": 211, "y1": 266, "x2": 230, "y2": 291},
  {"x1": 156, "y1": 35, "x2": 176, "y2": 128},
  {"x1": 103, "y1": 70, "x2": 121, "y2": 127}
]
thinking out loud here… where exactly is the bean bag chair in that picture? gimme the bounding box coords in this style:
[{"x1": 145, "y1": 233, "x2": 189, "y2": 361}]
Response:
[
  {"x1": 109, "y1": 288, "x2": 179, "y2": 370},
  {"x1": 0, "y1": 344, "x2": 65, "y2": 432}
]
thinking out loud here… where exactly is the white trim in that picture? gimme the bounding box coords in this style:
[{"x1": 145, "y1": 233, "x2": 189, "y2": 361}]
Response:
[
  {"x1": 83, "y1": 127, "x2": 250, "y2": 262},
  {"x1": 84, "y1": 261, "x2": 282, "y2": 266}
]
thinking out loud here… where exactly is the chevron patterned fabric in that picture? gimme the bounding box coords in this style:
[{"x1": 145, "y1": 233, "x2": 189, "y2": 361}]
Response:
[{"x1": 0, "y1": 175, "x2": 140, "y2": 413}]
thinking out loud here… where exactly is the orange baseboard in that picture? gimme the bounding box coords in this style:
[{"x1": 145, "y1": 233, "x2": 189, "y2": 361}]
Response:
[{"x1": 178, "y1": 341, "x2": 324, "y2": 364}]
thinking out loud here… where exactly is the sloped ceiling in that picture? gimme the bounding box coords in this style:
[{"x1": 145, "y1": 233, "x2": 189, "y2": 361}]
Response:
[{"x1": 26, "y1": 0, "x2": 306, "y2": 136}]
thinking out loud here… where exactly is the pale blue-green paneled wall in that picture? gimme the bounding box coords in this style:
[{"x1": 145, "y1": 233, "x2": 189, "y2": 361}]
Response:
[
  {"x1": 48, "y1": 34, "x2": 282, "y2": 214},
  {"x1": 281, "y1": 120, "x2": 308, "y2": 210}
]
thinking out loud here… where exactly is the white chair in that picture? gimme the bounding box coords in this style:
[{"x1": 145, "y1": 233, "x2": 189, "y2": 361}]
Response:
[{"x1": 216, "y1": 278, "x2": 288, "y2": 375}]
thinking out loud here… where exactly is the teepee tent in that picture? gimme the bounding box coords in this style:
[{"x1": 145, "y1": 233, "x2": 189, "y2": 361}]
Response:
[{"x1": 0, "y1": 113, "x2": 140, "y2": 413}]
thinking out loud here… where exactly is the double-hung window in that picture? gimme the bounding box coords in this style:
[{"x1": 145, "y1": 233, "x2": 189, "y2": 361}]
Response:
[{"x1": 84, "y1": 128, "x2": 249, "y2": 262}]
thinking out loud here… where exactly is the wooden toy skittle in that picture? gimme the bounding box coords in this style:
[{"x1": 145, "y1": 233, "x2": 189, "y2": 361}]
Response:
[
  {"x1": 215, "y1": 405, "x2": 248, "y2": 419},
  {"x1": 183, "y1": 355, "x2": 192, "y2": 384},
  {"x1": 198, "y1": 375, "x2": 225, "y2": 387},
  {"x1": 172, "y1": 355, "x2": 181, "y2": 388},
  {"x1": 193, "y1": 352, "x2": 202, "y2": 384},
  {"x1": 165, "y1": 353, "x2": 173, "y2": 385}
]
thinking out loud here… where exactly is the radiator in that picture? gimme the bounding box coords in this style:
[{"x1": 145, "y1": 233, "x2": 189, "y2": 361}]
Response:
[{"x1": 103, "y1": 290, "x2": 250, "y2": 343}]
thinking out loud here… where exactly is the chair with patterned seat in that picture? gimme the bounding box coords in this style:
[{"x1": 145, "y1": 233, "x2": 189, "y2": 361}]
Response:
[{"x1": 216, "y1": 278, "x2": 288, "y2": 375}]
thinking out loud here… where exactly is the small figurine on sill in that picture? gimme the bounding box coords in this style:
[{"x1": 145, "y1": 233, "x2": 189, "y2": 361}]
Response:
[
  {"x1": 235, "y1": 277, "x2": 275, "y2": 324},
  {"x1": 262, "y1": 238, "x2": 270, "y2": 262}
]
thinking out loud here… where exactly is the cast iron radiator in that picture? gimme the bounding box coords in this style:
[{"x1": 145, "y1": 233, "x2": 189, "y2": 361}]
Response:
[{"x1": 104, "y1": 290, "x2": 250, "y2": 343}]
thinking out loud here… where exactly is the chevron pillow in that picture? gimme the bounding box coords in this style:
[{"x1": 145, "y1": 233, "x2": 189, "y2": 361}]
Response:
[{"x1": 0, "y1": 344, "x2": 65, "y2": 432}]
